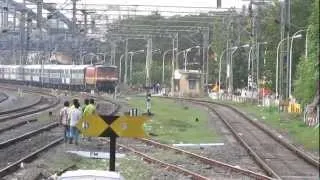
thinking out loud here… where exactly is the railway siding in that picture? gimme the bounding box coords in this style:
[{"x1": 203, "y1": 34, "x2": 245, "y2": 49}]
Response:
[{"x1": 211, "y1": 100, "x2": 320, "y2": 167}]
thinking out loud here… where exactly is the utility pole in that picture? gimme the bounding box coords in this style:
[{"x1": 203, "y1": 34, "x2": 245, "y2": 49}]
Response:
[
  {"x1": 36, "y1": 0, "x2": 42, "y2": 29},
  {"x1": 81, "y1": 10, "x2": 88, "y2": 35},
  {"x1": 1, "y1": 2, "x2": 3, "y2": 30},
  {"x1": 37, "y1": 0, "x2": 43, "y2": 65},
  {"x1": 171, "y1": 33, "x2": 177, "y2": 95},
  {"x1": 13, "y1": 9, "x2": 16, "y2": 31},
  {"x1": 111, "y1": 42, "x2": 116, "y2": 65},
  {"x1": 124, "y1": 39, "x2": 128, "y2": 85},
  {"x1": 226, "y1": 21, "x2": 233, "y2": 94},
  {"x1": 129, "y1": 53, "x2": 133, "y2": 86},
  {"x1": 285, "y1": 0, "x2": 291, "y2": 99},
  {"x1": 202, "y1": 29, "x2": 209, "y2": 92},
  {"x1": 145, "y1": 38, "x2": 152, "y2": 88},
  {"x1": 26, "y1": 13, "x2": 32, "y2": 64},
  {"x1": 217, "y1": 0, "x2": 221, "y2": 8},
  {"x1": 248, "y1": 0, "x2": 256, "y2": 96},
  {"x1": 19, "y1": 0, "x2": 26, "y2": 65},
  {"x1": 2, "y1": 0, "x2": 8, "y2": 32},
  {"x1": 71, "y1": 0, "x2": 78, "y2": 64},
  {"x1": 256, "y1": 43, "x2": 260, "y2": 99},
  {"x1": 175, "y1": 33, "x2": 179, "y2": 70},
  {"x1": 278, "y1": 0, "x2": 291, "y2": 100},
  {"x1": 72, "y1": 0, "x2": 77, "y2": 37},
  {"x1": 11, "y1": 35, "x2": 14, "y2": 64}
]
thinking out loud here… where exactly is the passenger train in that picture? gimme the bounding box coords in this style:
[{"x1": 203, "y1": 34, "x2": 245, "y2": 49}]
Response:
[{"x1": 0, "y1": 64, "x2": 118, "y2": 92}]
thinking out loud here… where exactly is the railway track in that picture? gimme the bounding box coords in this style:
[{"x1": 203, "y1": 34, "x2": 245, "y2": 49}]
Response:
[
  {"x1": 138, "y1": 138, "x2": 272, "y2": 179},
  {"x1": 0, "y1": 88, "x2": 119, "y2": 178},
  {"x1": 0, "y1": 92, "x2": 9, "y2": 103},
  {"x1": 0, "y1": 87, "x2": 60, "y2": 123},
  {"x1": 0, "y1": 123, "x2": 61, "y2": 177},
  {"x1": 0, "y1": 118, "x2": 38, "y2": 134},
  {"x1": 0, "y1": 96, "x2": 42, "y2": 116},
  {"x1": 164, "y1": 97, "x2": 319, "y2": 180},
  {"x1": 113, "y1": 139, "x2": 210, "y2": 180},
  {"x1": 114, "y1": 138, "x2": 272, "y2": 180},
  {"x1": 0, "y1": 86, "x2": 62, "y2": 178},
  {"x1": 96, "y1": 98, "x2": 217, "y2": 179},
  {"x1": 95, "y1": 98, "x2": 271, "y2": 180},
  {"x1": 2, "y1": 86, "x2": 316, "y2": 179}
]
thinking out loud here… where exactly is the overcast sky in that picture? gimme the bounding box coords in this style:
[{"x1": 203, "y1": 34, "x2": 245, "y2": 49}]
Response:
[
  {"x1": 43, "y1": 0, "x2": 249, "y2": 8},
  {"x1": 10, "y1": 0, "x2": 249, "y2": 25}
]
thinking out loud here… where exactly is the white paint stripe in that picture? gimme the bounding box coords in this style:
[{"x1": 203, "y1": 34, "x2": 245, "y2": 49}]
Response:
[
  {"x1": 172, "y1": 143, "x2": 224, "y2": 147},
  {"x1": 67, "y1": 151, "x2": 126, "y2": 159}
]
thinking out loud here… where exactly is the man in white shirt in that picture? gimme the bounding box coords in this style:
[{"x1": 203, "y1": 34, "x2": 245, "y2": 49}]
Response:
[
  {"x1": 69, "y1": 100, "x2": 82, "y2": 145},
  {"x1": 59, "y1": 101, "x2": 70, "y2": 143}
]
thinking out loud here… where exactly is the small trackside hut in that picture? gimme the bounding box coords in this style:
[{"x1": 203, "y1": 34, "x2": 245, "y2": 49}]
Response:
[{"x1": 174, "y1": 69, "x2": 202, "y2": 97}]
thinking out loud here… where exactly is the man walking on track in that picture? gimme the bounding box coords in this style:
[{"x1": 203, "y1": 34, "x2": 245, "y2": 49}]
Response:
[
  {"x1": 83, "y1": 99, "x2": 96, "y2": 141},
  {"x1": 83, "y1": 98, "x2": 96, "y2": 116},
  {"x1": 82, "y1": 99, "x2": 89, "y2": 113},
  {"x1": 81, "y1": 98, "x2": 89, "y2": 141},
  {"x1": 59, "y1": 101, "x2": 69, "y2": 143},
  {"x1": 68, "y1": 99, "x2": 82, "y2": 145}
]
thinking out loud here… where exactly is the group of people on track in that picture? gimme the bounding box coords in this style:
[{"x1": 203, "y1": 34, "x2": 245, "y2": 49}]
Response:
[{"x1": 59, "y1": 98, "x2": 96, "y2": 145}]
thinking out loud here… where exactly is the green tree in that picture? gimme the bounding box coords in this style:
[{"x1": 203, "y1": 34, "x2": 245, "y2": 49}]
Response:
[{"x1": 294, "y1": 0, "x2": 319, "y2": 106}]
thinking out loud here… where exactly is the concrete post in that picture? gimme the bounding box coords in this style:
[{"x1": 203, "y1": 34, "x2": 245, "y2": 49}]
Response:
[
  {"x1": 124, "y1": 39, "x2": 128, "y2": 85},
  {"x1": 171, "y1": 36, "x2": 175, "y2": 96},
  {"x1": 145, "y1": 38, "x2": 152, "y2": 88}
]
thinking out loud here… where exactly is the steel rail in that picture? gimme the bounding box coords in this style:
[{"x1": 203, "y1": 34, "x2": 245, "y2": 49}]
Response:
[
  {"x1": 160, "y1": 96, "x2": 319, "y2": 179},
  {"x1": 138, "y1": 138, "x2": 273, "y2": 180},
  {"x1": 0, "y1": 119, "x2": 38, "y2": 134}
]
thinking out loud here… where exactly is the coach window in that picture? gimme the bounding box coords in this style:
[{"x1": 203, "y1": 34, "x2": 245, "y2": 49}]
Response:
[{"x1": 189, "y1": 80, "x2": 196, "y2": 90}]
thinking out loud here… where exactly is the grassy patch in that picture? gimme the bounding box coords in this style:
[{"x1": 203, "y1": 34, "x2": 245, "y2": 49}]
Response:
[
  {"x1": 77, "y1": 158, "x2": 108, "y2": 170},
  {"x1": 127, "y1": 97, "x2": 219, "y2": 144},
  {"x1": 118, "y1": 155, "x2": 154, "y2": 179},
  {"x1": 214, "y1": 100, "x2": 319, "y2": 152},
  {"x1": 48, "y1": 153, "x2": 81, "y2": 173}
]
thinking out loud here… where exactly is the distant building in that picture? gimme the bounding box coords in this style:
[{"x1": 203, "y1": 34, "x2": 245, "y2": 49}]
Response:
[
  {"x1": 174, "y1": 69, "x2": 202, "y2": 97},
  {"x1": 50, "y1": 52, "x2": 73, "y2": 64}
]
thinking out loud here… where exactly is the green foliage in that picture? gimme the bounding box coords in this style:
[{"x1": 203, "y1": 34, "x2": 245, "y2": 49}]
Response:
[
  {"x1": 131, "y1": 69, "x2": 146, "y2": 86},
  {"x1": 259, "y1": 2, "x2": 281, "y2": 89},
  {"x1": 294, "y1": 58, "x2": 317, "y2": 105},
  {"x1": 293, "y1": 0, "x2": 319, "y2": 105},
  {"x1": 233, "y1": 48, "x2": 250, "y2": 89},
  {"x1": 253, "y1": 0, "x2": 314, "y2": 91}
]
